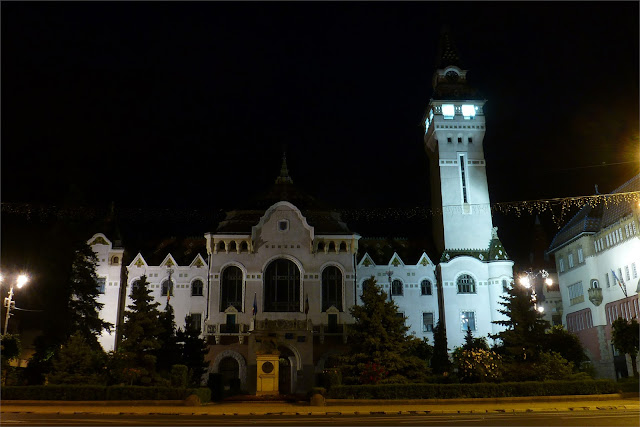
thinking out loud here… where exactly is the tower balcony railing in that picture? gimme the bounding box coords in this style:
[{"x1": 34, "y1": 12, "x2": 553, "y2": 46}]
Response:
[{"x1": 205, "y1": 323, "x2": 250, "y2": 344}]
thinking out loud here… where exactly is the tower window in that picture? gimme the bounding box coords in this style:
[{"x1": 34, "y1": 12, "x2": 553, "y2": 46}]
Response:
[
  {"x1": 459, "y1": 154, "x2": 468, "y2": 203},
  {"x1": 447, "y1": 137, "x2": 452, "y2": 143},
  {"x1": 468, "y1": 137, "x2": 473, "y2": 143},
  {"x1": 442, "y1": 104, "x2": 455, "y2": 119},
  {"x1": 457, "y1": 137, "x2": 462, "y2": 143}
]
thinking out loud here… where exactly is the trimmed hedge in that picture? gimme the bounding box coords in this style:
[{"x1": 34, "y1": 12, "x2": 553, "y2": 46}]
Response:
[
  {"x1": 0, "y1": 385, "x2": 211, "y2": 403},
  {"x1": 327, "y1": 380, "x2": 618, "y2": 399}
]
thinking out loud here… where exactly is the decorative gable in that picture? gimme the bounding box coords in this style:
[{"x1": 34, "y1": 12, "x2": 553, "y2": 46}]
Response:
[
  {"x1": 190, "y1": 254, "x2": 206, "y2": 268},
  {"x1": 389, "y1": 252, "x2": 405, "y2": 267},
  {"x1": 359, "y1": 253, "x2": 375, "y2": 267},
  {"x1": 88, "y1": 235, "x2": 110, "y2": 246},
  {"x1": 132, "y1": 254, "x2": 147, "y2": 268},
  {"x1": 160, "y1": 254, "x2": 177, "y2": 268},
  {"x1": 418, "y1": 252, "x2": 432, "y2": 267}
]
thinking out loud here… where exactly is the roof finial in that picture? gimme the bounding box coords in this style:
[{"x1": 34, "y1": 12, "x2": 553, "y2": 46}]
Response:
[{"x1": 275, "y1": 152, "x2": 293, "y2": 184}]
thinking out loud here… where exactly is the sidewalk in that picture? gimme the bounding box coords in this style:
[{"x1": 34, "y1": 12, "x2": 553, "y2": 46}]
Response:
[{"x1": 2, "y1": 394, "x2": 639, "y2": 416}]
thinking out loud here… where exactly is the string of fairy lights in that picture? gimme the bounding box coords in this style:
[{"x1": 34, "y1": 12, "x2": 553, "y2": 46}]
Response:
[{"x1": 1, "y1": 191, "x2": 638, "y2": 229}]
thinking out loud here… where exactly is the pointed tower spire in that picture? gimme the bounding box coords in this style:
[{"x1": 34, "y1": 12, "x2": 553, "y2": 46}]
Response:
[
  {"x1": 275, "y1": 152, "x2": 293, "y2": 184},
  {"x1": 435, "y1": 25, "x2": 462, "y2": 69}
]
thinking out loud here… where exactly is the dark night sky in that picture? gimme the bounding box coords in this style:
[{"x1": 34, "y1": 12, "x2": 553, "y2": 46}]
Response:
[{"x1": 2, "y1": 2, "x2": 639, "y2": 266}]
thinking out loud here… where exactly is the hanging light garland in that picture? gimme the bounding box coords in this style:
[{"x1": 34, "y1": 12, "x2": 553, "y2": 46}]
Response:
[{"x1": 1, "y1": 191, "x2": 638, "y2": 228}]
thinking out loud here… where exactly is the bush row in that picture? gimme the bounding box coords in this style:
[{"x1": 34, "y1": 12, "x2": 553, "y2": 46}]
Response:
[
  {"x1": 0, "y1": 385, "x2": 211, "y2": 402},
  {"x1": 327, "y1": 380, "x2": 618, "y2": 399}
]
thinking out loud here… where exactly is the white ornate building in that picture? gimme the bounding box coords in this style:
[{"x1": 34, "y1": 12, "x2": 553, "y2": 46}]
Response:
[
  {"x1": 90, "y1": 30, "x2": 515, "y2": 392},
  {"x1": 547, "y1": 174, "x2": 640, "y2": 379}
]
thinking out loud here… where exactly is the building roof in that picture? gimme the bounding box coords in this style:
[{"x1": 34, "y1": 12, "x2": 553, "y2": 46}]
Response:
[
  {"x1": 358, "y1": 236, "x2": 433, "y2": 266},
  {"x1": 548, "y1": 173, "x2": 640, "y2": 252}
]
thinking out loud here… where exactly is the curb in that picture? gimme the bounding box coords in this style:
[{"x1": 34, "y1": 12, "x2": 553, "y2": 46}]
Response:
[{"x1": 2, "y1": 405, "x2": 637, "y2": 416}]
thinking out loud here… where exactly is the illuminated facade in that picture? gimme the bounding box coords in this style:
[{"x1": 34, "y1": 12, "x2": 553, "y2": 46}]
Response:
[
  {"x1": 547, "y1": 174, "x2": 640, "y2": 379},
  {"x1": 91, "y1": 30, "x2": 517, "y2": 390}
]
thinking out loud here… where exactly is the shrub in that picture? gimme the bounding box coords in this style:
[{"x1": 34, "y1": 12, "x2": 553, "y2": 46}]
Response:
[
  {"x1": 171, "y1": 365, "x2": 188, "y2": 388},
  {"x1": 326, "y1": 379, "x2": 618, "y2": 399},
  {"x1": 453, "y1": 348, "x2": 503, "y2": 383},
  {"x1": 0, "y1": 385, "x2": 210, "y2": 401},
  {"x1": 532, "y1": 351, "x2": 574, "y2": 381},
  {"x1": 320, "y1": 369, "x2": 342, "y2": 390}
]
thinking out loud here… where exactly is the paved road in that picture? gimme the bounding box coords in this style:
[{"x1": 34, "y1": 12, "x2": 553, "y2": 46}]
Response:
[{"x1": 2, "y1": 409, "x2": 639, "y2": 426}]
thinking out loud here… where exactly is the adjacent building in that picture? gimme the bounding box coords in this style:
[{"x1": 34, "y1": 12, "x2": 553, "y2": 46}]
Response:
[{"x1": 547, "y1": 174, "x2": 640, "y2": 378}]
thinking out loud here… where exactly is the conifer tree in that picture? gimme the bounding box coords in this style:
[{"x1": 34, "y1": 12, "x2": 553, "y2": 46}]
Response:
[
  {"x1": 48, "y1": 332, "x2": 106, "y2": 385},
  {"x1": 120, "y1": 275, "x2": 164, "y2": 384},
  {"x1": 491, "y1": 281, "x2": 549, "y2": 363},
  {"x1": 431, "y1": 320, "x2": 451, "y2": 374},
  {"x1": 156, "y1": 301, "x2": 182, "y2": 375},
  {"x1": 67, "y1": 243, "x2": 113, "y2": 348},
  {"x1": 339, "y1": 277, "x2": 429, "y2": 384},
  {"x1": 178, "y1": 314, "x2": 209, "y2": 386}
]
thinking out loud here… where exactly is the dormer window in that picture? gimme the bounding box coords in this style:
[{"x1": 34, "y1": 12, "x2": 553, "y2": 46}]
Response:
[{"x1": 278, "y1": 220, "x2": 289, "y2": 232}]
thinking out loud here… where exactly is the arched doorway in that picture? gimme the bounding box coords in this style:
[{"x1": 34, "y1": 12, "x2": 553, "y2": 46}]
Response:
[
  {"x1": 277, "y1": 346, "x2": 296, "y2": 395},
  {"x1": 219, "y1": 357, "x2": 240, "y2": 394}
]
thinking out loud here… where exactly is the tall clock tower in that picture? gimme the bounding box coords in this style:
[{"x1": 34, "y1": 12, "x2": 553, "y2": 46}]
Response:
[{"x1": 423, "y1": 29, "x2": 494, "y2": 254}]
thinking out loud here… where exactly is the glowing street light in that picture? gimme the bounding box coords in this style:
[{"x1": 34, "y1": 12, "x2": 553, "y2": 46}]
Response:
[
  {"x1": 518, "y1": 269, "x2": 552, "y2": 314},
  {"x1": 3, "y1": 273, "x2": 29, "y2": 336}
]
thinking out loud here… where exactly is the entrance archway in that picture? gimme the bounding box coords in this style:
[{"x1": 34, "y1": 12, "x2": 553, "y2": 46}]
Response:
[
  {"x1": 219, "y1": 357, "x2": 240, "y2": 394},
  {"x1": 211, "y1": 350, "x2": 247, "y2": 391}
]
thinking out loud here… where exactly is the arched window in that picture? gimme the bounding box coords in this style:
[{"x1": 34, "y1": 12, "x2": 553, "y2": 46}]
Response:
[
  {"x1": 217, "y1": 241, "x2": 225, "y2": 252},
  {"x1": 322, "y1": 266, "x2": 343, "y2": 311},
  {"x1": 328, "y1": 242, "x2": 336, "y2": 252},
  {"x1": 339, "y1": 242, "x2": 347, "y2": 252},
  {"x1": 240, "y1": 241, "x2": 248, "y2": 253},
  {"x1": 457, "y1": 274, "x2": 476, "y2": 294},
  {"x1": 192, "y1": 279, "x2": 204, "y2": 296},
  {"x1": 264, "y1": 259, "x2": 300, "y2": 312},
  {"x1": 317, "y1": 242, "x2": 325, "y2": 252},
  {"x1": 228, "y1": 241, "x2": 237, "y2": 253},
  {"x1": 391, "y1": 279, "x2": 403, "y2": 296},
  {"x1": 161, "y1": 279, "x2": 174, "y2": 296},
  {"x1": 421, "y1": 279, "x2": 432, "y2": 296},
  {"x1": 221, "y1": 266, "x2": 243, "y2": 311}
]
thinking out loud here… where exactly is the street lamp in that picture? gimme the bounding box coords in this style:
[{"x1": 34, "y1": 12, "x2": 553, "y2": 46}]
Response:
[
  {"x1": 2, "y1": 273, "x2": 29, "y2": 336},
  {"x1": 517, "y1": 269, "x2": 552, "y2": 313}
]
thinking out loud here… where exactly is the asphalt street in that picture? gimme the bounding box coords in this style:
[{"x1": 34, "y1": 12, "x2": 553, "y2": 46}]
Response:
[{"x1": 2, "y1": 410, "x2": 639, "y2": 426}]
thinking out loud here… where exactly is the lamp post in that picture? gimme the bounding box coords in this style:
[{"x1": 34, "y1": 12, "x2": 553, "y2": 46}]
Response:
[
  {"x1": 2, "y1": 273, "x2": 29, "y2": 336},
  {"x1": 518, "y1": 269, "x2": 552, "y2": 313}
]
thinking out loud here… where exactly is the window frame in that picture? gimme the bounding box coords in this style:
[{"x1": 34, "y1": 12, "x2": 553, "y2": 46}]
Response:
[
  {"x1": 460, "y1": 311, "x2": 476, "y2": 332},
  {"x1": 220, "y1": 266, "x2": 243, "y2": 312},
  {"x1": 191, "y1": 279, "x2": 204, "y2": 297},
  {"x1": 391, "y1": 279, "x2": 404, "y2": 296},
  {"x1": 456, "y1": 274, "x2": 476, "y2": 294},
  {"x1": 264, "y1": 258, "x2": 301, "y2": 312},
  {"x1": 422, "y1": 312, "x2": 434, "y2": 333},
  {"x1": 420, "y1": 279, "x2": 432, "y2": 296}
]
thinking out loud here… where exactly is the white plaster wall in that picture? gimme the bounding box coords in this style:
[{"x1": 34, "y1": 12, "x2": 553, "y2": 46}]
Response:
[
  {"x1": 356, "y1": 262, "x2": 438, "y2": 341},
  {"x1": 207, "y1": 203, "x2": 358, "y2": 328}
]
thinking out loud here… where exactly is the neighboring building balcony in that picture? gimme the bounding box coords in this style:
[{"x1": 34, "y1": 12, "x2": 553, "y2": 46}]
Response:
[
  {"x1": 205, "y1": 323, "x2": 250, "y2": 344},
  {"x1": 588, "y1": 287, "x2": 603, "y2": 306}
]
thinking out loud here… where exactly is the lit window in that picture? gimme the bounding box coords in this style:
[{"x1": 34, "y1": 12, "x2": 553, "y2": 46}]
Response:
[
  {"x1": 97, "y1": 277, "x2": 106, "y2": 294},
  {"x1": 461, "y1": 104, "x2": 476, "y2": 118},
  {"x1": 429, "y1": 109, "x2": 434, "y2": 122},
  {"x1": 421, "y1": 279, "x2": 432, "y2": 296},
  {"x1": 457, "y1": 274, "x2": 476, "y2": 294},
  {"x1": 391, "y1": 279, "x2": 403, "y2": 296},
  {"x1": 442, "y1": 104, "x2": 455, "y2": 118},
  {"x1": 559, "y1": 258, "x2": 565, "y2": 273},
  {"x1": 461, "y1": 311, "x2": 476, "y2": 331},
  {"x1": 422, "y1": 312, "x2": 434, "y2": 332}
]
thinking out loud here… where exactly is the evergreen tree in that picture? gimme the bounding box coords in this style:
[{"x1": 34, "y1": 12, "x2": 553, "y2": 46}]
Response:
[
  {"x1": 431, "y1": 320, "x2": 451, "y2": 374},
  {"x1": 120, "y1": 275, "x2": 164, "y2": 384},
  {"x1": 67, "y1": 243, "x2": 113, "y2": 348},
  {"x1": 491, "y1": 281, "x2": 549, "y2": 363},
  {"x1": 543, "y1": 325, "x2": 588, "y2": 371},
  {"x1": 156, "y1": 301, "x2": 182, "y2": 375},
  {"x1": 339, "y1": 277, "x2": 430, "y2": 384},
  {"x1": 462, "y1": 327, "x2": 489, "y2": 351},
  {"x1": 48, "y1": 332, "x2": 106, "y2": 385},
  {"x1": 178, "y1": 314, "x2": 209, "y2": 386},
  {"x1": 612, "y1": 318, "x2": 639, "y2": 378}
]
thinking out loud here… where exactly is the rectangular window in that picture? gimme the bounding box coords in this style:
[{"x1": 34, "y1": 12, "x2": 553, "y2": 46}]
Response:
[
  {"x1": 97, "y1": 277, "x2": 106, "y2": 294},
  {"x1": 605, "y1": 272, "x2": 610, "y2": 288},
  {"x1": 568, "y1": 253, "x2": 574, "y2": 268},
  {"x1": 468, "y1": 137, "x2": 473, "y2": 143},
  {"x1": 447, "y1": 137, "x2": 452, "y2": 143},
  {"x1": 422, "y1": 312, "x2": 434, "y2": 332},
  {"x1": 568, "y1": 281, "x2": 584, "y2": 305},
  {"x1": 577, "y1": 247, "x2": 584, "y2": 263},
  {"x1": 618, "y1": 268, "x2": 623, "y2": 283},
  {"x1": 459, "y1": 154, "x2": 468, "y2": 203},
  {"x1": 594, "y1": 241, "x2": 598, "y2": 252},
  {"x1": 391, "y1": 280, "x2": 403, "y2": 296},
  {"x1": 442, "y1": 104, "x2": 455, "y2": 119},
  {"x1": 632, "y1": 263, "x2": 638, "y2": 279},
  {"x1": 461, "y1": 311, "x2": 476, "y2": 332},
  {"x1": 559, "y1": 258, "x2": 565, "y2": 273},
  {"x1": 457, "y1": 137, "x2": 462, "y2": 143},
  {"x1": 190, "y1": 313, "x2": 202, "y2": 332},
  {"x1": 625, "y1": 266, "x2": 630, "y2": 281},
  {"x1": 421, "y1": 280, "x2": 432, "y2": 295}
]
